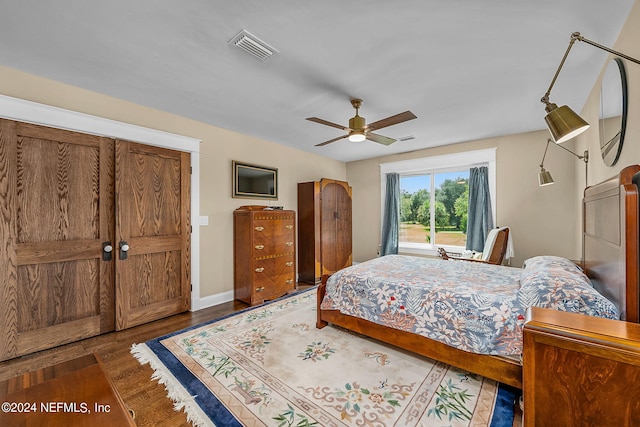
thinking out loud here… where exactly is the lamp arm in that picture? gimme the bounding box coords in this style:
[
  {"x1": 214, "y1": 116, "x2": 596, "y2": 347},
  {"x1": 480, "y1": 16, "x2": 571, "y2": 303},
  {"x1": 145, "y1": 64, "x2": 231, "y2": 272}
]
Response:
[
  {"x1": 548, "y1": 138, "x2": 589, "y2": 163},
  {"x1": 540, "y1": 139, "x2": 551, "y2": 167},
  {"x1": 541, "y1": 34, "x2": 579, "y2": 107},
  {"x1": 576, "y1": 33, "x2": 640, "y2": 66},
  {"x1": 541, "y1": 32, "x2": 640, "y2": 109}
]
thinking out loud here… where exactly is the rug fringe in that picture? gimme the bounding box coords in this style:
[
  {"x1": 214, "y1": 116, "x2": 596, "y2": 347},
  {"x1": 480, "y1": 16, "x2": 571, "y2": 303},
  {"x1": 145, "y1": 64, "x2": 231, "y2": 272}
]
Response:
[{"x1": 131, "y1": 343, "x2": 214, "y2": 426}]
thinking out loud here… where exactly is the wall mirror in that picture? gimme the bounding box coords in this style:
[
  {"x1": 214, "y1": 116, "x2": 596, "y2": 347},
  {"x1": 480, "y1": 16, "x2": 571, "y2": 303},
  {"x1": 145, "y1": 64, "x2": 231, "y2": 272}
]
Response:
[
  {"x1": 232, "y1": 161, "x2": 278, "y2": 199},
  {"x1": 599, "y1": 58, "x2": 628, "y2": 166}
]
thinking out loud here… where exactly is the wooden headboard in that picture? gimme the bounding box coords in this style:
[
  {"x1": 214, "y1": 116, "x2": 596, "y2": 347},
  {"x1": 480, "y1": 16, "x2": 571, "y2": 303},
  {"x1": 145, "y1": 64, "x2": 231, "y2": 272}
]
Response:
[{"x1": 583, "y1": 165, "x2": 640, "y2": 322}]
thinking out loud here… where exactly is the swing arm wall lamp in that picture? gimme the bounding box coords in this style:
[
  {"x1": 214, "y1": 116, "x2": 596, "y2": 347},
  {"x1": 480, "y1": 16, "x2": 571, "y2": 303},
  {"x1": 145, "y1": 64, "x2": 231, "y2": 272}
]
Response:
[{"x1": 541, "y1": 32, "x2": 640, "y2": 144}]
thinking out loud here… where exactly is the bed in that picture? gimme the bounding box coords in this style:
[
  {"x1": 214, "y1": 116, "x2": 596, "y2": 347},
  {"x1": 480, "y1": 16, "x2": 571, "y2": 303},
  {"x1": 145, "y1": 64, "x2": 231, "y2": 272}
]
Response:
[{"x1": 317, "y1": 165, "x2": 640, "y2": 389}]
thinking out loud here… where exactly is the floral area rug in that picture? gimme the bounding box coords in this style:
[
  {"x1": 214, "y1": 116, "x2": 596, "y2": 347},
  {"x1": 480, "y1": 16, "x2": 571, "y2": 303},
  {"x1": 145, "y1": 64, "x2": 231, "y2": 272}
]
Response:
[{"x1": 132, "y1": 287, "x2": 518, "y2": 426}]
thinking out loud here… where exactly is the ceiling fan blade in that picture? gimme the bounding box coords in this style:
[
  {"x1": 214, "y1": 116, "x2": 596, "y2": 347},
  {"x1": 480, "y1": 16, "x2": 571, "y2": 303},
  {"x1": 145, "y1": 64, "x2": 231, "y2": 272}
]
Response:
[
  {"x1": 366, "y1": 132, "x2": 396, "y2": 146},
  {"x1": 366, "y1": 111, "x2": 417, "y2": 131},
  {"x1": 315, "y1": 135, "x2": 349, "y2": 147},
  {"x1": 306, "y1": 117, "x2": 350, "y2": 132}
]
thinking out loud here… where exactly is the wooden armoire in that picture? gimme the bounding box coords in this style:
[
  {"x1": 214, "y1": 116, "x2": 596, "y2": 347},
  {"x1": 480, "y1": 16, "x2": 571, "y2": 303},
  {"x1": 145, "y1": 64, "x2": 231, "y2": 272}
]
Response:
[
  {"x1": 0, "y1": 119, "x2": 191, "y2": 362},
  {"x1": 297, "y1": 179, "x2": 352, "y2": 284}
]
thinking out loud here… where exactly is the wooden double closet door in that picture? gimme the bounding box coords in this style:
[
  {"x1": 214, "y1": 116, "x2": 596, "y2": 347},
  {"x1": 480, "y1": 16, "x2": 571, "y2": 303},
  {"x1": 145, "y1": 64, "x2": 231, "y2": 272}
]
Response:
[{"x1": 0, "y1": 119, "x2": 191, "y2": 362}]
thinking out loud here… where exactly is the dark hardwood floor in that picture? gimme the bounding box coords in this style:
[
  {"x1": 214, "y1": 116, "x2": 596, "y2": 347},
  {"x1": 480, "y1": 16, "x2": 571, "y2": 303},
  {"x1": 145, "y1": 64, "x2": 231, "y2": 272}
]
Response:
[{"x1": 0, "y1": 288, "x2": 306, "y2": 426}]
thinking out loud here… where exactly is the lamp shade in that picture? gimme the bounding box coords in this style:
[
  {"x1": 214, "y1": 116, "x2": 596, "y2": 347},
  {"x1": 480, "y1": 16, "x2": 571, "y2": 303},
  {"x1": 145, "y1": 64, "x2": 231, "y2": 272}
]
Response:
[
  {"x1": 538, "y1": 167, "x2": 554, "y2": 186},
  {"x1": 544, "y1": 104, "x2": 590, "y2": 144},
  {"x1": 348, "y1": 131, "x2": 366, "y2": 142}
]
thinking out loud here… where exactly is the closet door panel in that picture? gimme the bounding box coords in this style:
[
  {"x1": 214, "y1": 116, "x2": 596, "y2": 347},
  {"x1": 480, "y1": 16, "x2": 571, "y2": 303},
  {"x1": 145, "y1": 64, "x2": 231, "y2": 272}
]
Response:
[
  {"x1": 16, "y1": 260, "x2": 100, "y2": 332},
  {"x1": 0, "y1": 120, "x2": 115, "y2": 360},
  {"x1": 15, "y1": 260, "x2": 103, "y2": 356},
  {"x1": 127, "y1": 250, "x2": 182, "y2": 307},
  {"x1": 115, "y1": 140, "x2": 190, "y2": 330}
]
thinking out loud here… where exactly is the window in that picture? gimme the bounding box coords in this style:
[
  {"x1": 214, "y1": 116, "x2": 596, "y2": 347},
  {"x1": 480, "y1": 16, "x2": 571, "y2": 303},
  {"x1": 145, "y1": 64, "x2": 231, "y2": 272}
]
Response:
[
  {"x1": 399, "y1": 170, "x2": 470, "y2": 247},
  {"x1": 380, "y1": 148, "x2": 496, "y2": 256}
]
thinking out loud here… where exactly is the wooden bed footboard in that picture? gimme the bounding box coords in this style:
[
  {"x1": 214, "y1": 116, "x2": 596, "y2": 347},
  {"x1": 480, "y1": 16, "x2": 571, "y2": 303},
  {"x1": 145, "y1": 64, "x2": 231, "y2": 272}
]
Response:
[
  {"x1": 317, "y1": 278, "x2": 522, "y2": 389},
  {"x1": 316, "y1": 275, "x2": 330, "y2": 329}
]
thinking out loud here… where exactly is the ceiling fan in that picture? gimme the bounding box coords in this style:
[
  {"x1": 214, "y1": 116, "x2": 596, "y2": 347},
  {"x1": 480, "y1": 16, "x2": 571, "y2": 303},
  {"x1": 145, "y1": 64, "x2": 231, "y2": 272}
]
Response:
[{"x1": 306, "y1": 98, "x2": 417, "y2": 147}]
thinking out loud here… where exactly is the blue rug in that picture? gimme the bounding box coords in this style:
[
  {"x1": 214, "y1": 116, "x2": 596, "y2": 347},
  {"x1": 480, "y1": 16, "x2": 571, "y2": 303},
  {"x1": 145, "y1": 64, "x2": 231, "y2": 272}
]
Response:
[{"x1": 133, "y1": 288, "x2": 519, "y2": 426}]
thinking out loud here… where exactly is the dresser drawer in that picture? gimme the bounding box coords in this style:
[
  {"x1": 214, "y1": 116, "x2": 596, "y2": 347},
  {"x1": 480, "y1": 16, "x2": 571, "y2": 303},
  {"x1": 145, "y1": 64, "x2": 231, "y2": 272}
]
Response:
[
  {"x1": 252, "y1": 256, "x2": 295, "y2": 280},
  {"x1": 252, "y1": 218, "x2": 295, "y2": 238},
  {"x1": 252, "y1": 235, "x2": 295, "y2": 256},
  {"x1": 252, "y1": 273, "x2": 296, "y2": 301}
]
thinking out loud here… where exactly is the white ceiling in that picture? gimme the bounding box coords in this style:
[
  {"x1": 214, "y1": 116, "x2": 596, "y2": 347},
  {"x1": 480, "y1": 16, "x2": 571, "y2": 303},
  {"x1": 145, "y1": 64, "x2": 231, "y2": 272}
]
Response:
[{"x1": 0, "y1": 1, "x2": 635, "y2": 162}]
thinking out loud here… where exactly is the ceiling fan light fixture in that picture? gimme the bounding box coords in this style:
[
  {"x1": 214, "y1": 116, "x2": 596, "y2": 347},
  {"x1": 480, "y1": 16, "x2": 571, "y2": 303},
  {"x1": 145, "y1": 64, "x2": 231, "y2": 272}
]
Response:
[
  {"x1": 307, "y1": 98, "x2": 416, "y2": 147},
  {"x1": 348, "y1": 131, "x2": 366, "y2": 142}
]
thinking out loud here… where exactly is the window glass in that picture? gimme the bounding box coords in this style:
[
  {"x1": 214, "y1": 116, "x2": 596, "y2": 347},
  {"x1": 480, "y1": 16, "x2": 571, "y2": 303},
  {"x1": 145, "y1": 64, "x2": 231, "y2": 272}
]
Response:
[
  {"x1": 399, "y1": 175, "x2": 431, "y2": 244},
  {"x1": 399, "y1": 170, "x2": 469, "y2": 247},
  {"x1": 434, "y1": 171, "x2": 469, "y2": 247}
]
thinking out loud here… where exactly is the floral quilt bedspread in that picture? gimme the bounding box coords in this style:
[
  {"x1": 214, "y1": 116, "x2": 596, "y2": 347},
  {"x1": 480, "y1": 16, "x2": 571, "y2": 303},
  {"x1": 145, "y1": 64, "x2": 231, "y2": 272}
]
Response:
[{"x1": 320, "y1": 255, "x2": 619, "y2": 355}]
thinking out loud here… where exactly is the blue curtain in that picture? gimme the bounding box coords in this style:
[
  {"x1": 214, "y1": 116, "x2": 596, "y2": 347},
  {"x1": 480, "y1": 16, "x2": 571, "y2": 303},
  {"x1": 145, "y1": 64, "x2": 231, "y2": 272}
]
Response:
[
  {"x1": 466, "y1": 166, "x2": 493, "y2": 252},
  {"x1": 380, "y1": 173, "x2": 400, "y2": 256}
]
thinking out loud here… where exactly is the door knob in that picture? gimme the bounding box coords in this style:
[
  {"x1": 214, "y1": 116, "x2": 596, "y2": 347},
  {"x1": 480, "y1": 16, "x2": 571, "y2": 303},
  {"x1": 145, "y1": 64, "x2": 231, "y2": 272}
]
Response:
[
  {"x1": 119, "y1": 241, "x2": 129, "y2": 260},
  {"x1": 102, "y1": 242, "x2": 113, "y2": 261}
]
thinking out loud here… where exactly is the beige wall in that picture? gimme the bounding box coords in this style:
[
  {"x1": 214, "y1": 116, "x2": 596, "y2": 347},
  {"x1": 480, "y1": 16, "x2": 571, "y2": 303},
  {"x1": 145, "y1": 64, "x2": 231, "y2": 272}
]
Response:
[
  {"x1": 572, "y1": 0, "x2": 640, "y2": 253},
  {"x1": 0, "y1": 66, "x2": 346, "y2": 303},
  {"x1": 576, "y1": 0, "x2": 640, "y2": 186},
  {"x1": 347, "y1": 130, "x2": 579, "y2": 268},
  {"x1": 347, "y1": 0, "x2": 640, "y2": 268}
]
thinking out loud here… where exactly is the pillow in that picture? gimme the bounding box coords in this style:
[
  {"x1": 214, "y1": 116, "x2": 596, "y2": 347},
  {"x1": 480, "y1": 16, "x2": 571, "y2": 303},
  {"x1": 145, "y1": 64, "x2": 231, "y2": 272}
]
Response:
[
  {"x1": 518, "y1": 256, "x2": 620, "y2": 320},
  {"x1": 521, "y1": 255, "x2": 590, "y2": 291},
  {"x1": 522, "y1": 255, "x2": 582, "y2": 273}
]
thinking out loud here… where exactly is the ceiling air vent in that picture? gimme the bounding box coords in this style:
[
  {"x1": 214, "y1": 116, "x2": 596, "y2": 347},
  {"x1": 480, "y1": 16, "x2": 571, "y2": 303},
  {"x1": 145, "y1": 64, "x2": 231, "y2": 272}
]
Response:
[
  {"x1": 228, "y1": 30, "x2": 278, "y2": 61},
  {"x1": 399, "y1": 135, "x2": 415, "y2": 142}
]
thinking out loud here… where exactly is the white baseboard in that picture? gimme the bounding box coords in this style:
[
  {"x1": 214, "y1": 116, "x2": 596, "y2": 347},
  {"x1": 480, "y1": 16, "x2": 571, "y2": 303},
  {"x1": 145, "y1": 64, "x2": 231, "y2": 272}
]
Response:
[{"x1": 191, "y1": 290, "x2": 234, "y2": 311}]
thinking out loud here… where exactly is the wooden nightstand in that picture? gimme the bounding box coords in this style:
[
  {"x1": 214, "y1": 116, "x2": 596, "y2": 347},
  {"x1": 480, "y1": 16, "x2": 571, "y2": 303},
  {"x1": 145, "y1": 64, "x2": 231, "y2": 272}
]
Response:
[{"x1": 523, "y1": 307, "x2": 640, "y2": 426}]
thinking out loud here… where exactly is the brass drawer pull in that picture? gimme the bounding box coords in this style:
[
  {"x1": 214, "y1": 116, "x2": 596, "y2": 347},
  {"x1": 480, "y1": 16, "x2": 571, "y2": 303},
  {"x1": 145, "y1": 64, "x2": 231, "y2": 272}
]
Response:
[
  {"x1": 285, "y1": 262, "x2": 293, "y2": 267},
  {"x1": 286, "y1": 279, "x2": 293, "y2": 284},
  {"x1": 285, "y1": 225, "x2": 293, "y2": 230},
  {"x1": 255, "y1": 267, "x2": 265, "y2": 272},
  {"x1": 255, "y1": 226, "x2": 264, "y2": 231},
  {"x1": 256, "y1": 286, "x2": 265, "y2": 292},
  {"x1": 255, "y1": 244, "x2": 264, "y2": 250},
  {"x1": 285, "y1": 242, "x2": 293, "y2": 247}
]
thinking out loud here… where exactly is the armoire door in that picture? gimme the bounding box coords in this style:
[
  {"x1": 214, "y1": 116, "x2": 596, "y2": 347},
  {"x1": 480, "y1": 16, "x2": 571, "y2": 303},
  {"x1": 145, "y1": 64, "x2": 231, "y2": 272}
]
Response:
[
  {"x1": 0, "y1": 120, "x2": 115, "y2": 361},
  {"x1": 114, "y1": 140, "x2": 191, "y2": 330},
  {"x1": 320, "y1": 179, "x2": 352, "y2": 277}
]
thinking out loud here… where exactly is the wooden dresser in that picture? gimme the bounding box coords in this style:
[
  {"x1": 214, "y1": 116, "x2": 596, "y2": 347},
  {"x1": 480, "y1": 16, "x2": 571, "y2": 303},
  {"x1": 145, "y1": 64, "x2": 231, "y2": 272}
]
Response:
[
  {"x1": 233, "y1": 206, "x2": 296, "y2": 305},
  {"x1": 523, "y1": 307, "x2": 640, "y2": 426}
]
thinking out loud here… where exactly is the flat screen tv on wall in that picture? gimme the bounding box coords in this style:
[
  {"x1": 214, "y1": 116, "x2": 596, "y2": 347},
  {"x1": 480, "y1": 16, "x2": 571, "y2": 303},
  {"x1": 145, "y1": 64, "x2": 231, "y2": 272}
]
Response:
[{"x1": 232, "y1": 161, "x2": 278, "y2": 199}]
